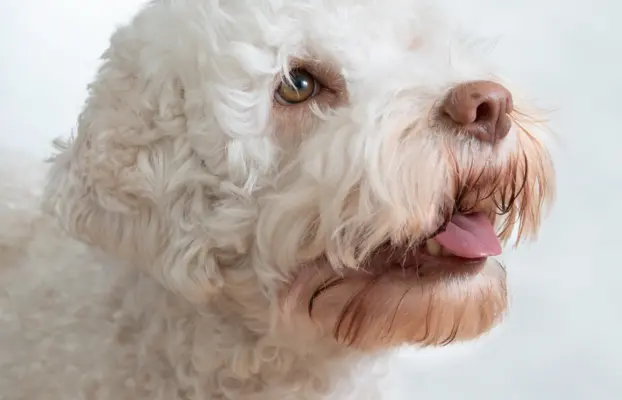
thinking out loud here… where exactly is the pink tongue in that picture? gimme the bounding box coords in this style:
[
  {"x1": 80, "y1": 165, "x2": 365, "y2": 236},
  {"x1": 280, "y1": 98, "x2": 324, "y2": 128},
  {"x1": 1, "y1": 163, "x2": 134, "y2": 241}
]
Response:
[{"x1": 433, "y1": 212, "x2": 501, "y2": 259}]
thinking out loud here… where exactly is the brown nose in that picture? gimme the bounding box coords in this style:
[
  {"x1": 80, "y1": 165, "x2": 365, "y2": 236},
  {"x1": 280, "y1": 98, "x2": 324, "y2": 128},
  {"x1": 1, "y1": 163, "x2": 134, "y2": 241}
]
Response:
[{"x1": 441, "y1": 81, "x2": 514, "y2": 143}]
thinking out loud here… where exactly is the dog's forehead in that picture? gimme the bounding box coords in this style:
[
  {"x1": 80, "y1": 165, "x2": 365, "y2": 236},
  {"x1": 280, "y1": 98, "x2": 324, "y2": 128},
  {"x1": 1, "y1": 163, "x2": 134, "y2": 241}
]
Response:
[
  {"x1": 163, "y1": 0, "x2": 471, "y2": 97},
  {"x1": 185, "y1": 0, "x2": 455, "y2": 85},
  {"x1": 213, "y1": 0, "x2": 444, "y2": 57}
]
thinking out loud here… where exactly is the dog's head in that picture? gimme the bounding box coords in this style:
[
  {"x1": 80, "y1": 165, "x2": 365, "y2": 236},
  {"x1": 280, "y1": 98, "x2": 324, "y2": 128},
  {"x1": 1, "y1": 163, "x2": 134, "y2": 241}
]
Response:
[{"x1": 45, "y1": 0, "x2": 555, "y2": 352}]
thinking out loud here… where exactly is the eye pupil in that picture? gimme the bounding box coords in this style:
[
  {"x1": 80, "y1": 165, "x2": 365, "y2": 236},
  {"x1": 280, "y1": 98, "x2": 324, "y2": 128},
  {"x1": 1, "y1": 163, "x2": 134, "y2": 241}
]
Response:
[
  {"x1": 275, "y1": 69, "x2": 318, "y2": 105},
  {"x1": 292, "y1": 75, "x2": 310, "y2": 90}
]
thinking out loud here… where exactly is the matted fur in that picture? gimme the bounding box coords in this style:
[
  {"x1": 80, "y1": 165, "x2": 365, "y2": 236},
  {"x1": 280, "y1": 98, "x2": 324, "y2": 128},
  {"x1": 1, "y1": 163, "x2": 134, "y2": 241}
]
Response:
[{"x1": 0, "y1": 0, "x2": 555, "y2": 399}]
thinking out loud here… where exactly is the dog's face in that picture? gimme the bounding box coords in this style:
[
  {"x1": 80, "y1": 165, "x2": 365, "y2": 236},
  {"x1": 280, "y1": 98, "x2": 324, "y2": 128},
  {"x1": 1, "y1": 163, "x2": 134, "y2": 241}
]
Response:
[{"x1": 46, "y1": 0, "x2": 555, "y2": 352}]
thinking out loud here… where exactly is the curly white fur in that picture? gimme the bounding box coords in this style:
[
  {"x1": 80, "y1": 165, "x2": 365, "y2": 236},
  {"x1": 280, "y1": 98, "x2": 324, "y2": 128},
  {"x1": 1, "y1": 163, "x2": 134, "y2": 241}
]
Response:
[{"x1": 0, "y1": 0, "x2": 555, "y2": 399}]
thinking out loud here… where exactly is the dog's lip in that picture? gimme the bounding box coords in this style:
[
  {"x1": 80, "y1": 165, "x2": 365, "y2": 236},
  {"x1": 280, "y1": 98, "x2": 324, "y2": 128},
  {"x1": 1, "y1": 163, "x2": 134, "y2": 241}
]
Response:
[
  {"x1": 415, "y1": 252, "x2": 488, "y2": 279},
  {"x1": 413, "y1": 243, "x2": 488, "y2": 266},
  {"x1": 365, "y1": 240, "x2": 488, "y2": 277}
]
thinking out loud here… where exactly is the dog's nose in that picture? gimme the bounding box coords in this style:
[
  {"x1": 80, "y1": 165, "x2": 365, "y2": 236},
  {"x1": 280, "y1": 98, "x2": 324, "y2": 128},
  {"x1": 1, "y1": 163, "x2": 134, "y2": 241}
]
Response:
[{"x1": 441, "y1": 81, "x2": 514, "y2": 143}]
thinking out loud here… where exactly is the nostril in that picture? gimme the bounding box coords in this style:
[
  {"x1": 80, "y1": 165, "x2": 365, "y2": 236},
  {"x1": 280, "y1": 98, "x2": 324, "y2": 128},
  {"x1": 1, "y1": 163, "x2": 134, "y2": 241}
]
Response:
[{"x1": 475, "y1": 101, "x2": 493, "y2": 123}]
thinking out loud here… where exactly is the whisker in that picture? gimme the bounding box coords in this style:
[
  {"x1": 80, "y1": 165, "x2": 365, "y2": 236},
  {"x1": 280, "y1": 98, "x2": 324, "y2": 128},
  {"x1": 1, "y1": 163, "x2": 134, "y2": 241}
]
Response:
[{"x1": 308, "y1": 276, "x2": 345, "y2": 317}]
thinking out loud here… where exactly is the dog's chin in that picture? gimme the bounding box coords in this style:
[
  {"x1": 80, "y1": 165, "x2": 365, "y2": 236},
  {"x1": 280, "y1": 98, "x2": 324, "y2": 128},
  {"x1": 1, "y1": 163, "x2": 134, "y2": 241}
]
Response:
[{"x1": 282, "y1": 241, "x2": 507, "y2": 352}]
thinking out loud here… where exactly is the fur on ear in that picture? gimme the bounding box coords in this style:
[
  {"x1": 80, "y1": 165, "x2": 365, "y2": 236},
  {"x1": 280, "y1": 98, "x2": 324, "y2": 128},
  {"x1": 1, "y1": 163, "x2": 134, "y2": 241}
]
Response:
[{"x1": 42, "y1": 15, "x2": 231, "y2": 305}]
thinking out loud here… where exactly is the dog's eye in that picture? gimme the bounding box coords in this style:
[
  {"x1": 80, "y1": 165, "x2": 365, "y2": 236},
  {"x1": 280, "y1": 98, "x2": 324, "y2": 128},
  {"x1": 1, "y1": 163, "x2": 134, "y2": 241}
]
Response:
[{"x1": 275, "y1": 69, "x2": 319, "y2": 105}]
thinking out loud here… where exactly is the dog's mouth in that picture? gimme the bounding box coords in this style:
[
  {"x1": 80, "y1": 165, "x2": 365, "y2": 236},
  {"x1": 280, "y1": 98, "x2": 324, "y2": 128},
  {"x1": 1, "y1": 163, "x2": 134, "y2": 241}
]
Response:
[
  {"x1": 279, "y1": 209, "x2": 508, "y2": 350},
  {"x1": 426, "y1": 211, "x2": 501, "y2": 259},
  {"x1": 364, "y1": 211, "x2": 501, "y2": 279}
]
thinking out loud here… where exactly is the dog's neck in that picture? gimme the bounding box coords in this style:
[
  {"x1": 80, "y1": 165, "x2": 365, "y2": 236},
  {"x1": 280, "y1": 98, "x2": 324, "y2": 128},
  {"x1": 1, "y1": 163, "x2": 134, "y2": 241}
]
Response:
[{"x1": 116, "y1": 269, "x2": 387, "y2": 399}]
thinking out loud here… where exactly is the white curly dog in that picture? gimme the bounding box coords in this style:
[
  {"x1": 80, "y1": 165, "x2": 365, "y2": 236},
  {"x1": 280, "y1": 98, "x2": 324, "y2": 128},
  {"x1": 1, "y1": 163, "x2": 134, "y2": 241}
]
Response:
[{"x1": 0, "y1": 0, "x2": 556, "y2": 398}]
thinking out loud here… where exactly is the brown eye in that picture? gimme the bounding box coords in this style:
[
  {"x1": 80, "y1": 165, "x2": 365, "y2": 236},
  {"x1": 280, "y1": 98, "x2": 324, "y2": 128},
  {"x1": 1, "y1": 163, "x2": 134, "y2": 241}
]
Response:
[{"x1": 275, "y1": 69, "x2": 319, "y2": 105}]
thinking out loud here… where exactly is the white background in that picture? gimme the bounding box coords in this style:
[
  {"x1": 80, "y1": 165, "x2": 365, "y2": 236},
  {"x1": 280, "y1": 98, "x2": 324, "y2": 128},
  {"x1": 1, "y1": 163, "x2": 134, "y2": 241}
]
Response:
[{"x1": 1, "y1": 1, "x2": 620, "y2": 399}]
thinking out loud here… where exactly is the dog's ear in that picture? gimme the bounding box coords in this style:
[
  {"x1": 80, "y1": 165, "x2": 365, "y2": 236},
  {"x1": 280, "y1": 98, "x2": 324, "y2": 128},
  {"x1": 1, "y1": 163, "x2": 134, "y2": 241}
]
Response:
[{"x1": 43, "y1": 21, "x2": 230, "y2": 304}]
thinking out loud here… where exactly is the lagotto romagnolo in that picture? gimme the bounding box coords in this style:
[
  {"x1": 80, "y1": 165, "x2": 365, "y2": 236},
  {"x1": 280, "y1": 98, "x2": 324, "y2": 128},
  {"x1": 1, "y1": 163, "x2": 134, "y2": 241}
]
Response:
[{"x1": 0, "y1": 0, "x2": 555, "y2": 398}]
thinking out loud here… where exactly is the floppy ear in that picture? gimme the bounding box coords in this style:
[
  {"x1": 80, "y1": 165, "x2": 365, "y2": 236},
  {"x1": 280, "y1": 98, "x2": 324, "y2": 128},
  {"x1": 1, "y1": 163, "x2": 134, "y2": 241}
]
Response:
[{"x1": 43, "y1": 17, "x2": 229, "y2": 304}]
